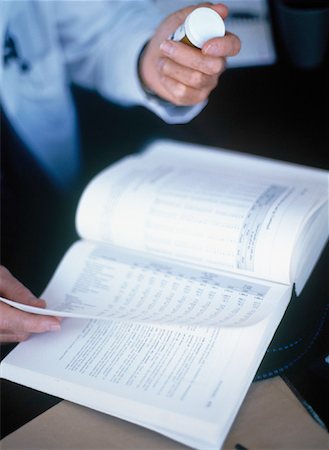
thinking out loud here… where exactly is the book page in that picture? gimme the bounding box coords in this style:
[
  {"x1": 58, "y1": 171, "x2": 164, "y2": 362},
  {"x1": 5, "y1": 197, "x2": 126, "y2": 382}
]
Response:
[
  {"x1": 0, "y1": 288, "x2": 291, "y2": 449},
  {"x1": 76, "y1": 141, "x2": 328, "y2": 284},
  {"x1": 0, "y1": 240, "x2": 291, "y2": 328}
]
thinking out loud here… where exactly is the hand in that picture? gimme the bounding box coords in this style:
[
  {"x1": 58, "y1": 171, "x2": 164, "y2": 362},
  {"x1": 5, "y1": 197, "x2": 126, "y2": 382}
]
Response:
[
  {"x1": 0, "y1": 265, "x2": 61, "y2": 343},
  {"x1": 139, "y1": 3, "x2": 241, "y2": 106}
]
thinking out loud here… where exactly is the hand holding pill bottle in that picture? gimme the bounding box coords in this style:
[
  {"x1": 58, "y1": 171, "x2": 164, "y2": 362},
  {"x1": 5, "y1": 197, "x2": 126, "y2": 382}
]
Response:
[
  {"x1": 170, "y1": 7, "x2": 226, "y2": 49},
  {"x1": 138, "y1": 3, "x2": 240, "y2": 106}
]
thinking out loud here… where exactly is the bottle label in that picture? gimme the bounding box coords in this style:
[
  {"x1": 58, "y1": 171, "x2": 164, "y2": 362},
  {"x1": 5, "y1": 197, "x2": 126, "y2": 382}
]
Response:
[{"x1": 170, "y1": 24, "x2": 186, "y2": 42}]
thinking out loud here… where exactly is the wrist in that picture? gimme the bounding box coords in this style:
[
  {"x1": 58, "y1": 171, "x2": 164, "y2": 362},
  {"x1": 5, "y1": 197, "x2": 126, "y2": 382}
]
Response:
[{"x1": 137, "y1": 41, "x2": 170, "y2": 104}]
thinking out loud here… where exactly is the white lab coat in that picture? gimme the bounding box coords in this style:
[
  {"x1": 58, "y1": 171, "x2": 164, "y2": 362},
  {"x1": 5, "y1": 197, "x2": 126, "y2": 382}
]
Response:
[{"x1": 0, "y1": 1, "x2": 204, "y2": 188}]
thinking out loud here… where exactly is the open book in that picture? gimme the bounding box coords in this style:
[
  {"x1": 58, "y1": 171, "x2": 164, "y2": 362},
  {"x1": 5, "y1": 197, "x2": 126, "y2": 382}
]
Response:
[{"x1": 1, "y1": 140, "x2": 328, "y2": 449}]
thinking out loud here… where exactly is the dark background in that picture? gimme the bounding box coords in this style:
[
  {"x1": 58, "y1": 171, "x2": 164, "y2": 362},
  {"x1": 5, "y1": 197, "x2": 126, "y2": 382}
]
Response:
[{"x1": 1, "y1": 0, "x2": 328, "y2": 441}]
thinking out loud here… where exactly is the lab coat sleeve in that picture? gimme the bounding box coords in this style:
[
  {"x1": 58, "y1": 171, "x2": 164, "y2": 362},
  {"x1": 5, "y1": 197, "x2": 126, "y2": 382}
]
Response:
[{"x1": 54, "y1": 1, "x2": 206, "y2": 124}]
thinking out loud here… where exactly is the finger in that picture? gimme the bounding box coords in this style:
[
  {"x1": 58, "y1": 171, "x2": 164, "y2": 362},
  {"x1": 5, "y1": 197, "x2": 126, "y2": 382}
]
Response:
[
  {"x1": 158, "y1": 57, "x2": 221, "y2": 91},
  {"x1": 188, "y1": 3, "x2": 228, "y2": 19},
  {"x1": 159, "y1": 76, "x2": 208, "y2": 106},
  {"x1": 202, "y1": 31, "x2": 241, "y2": 57},
  {"x1": 0, "y1": 331, "x2": 30, "y2": 343},
  {"x1": 0, "y1": 265, "x2": 46, "y2": 308},
  {"x1": 169, "y1": 3, "x2": 228, "y2": 27},
  {"x1": 160, "y1": 40, "x2": 225, "y2": 76},
  {"x1": 0, "y1": 302, "x2": 61, "y2": 335},
  {"x1": 209, "y1": 3, "x2": 229, "y2": 19}
]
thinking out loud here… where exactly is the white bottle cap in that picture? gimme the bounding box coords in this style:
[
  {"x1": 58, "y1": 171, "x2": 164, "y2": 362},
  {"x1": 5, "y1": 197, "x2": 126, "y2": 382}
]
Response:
[{"x1": 185, "y1": 7, "x2": 225, "y2": 48}]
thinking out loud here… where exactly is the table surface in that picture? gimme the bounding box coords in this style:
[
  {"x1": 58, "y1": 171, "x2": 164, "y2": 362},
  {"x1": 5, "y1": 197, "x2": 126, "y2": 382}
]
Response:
[{"x1": 1, "y1": 377, "x2": 328, "y2": 450}]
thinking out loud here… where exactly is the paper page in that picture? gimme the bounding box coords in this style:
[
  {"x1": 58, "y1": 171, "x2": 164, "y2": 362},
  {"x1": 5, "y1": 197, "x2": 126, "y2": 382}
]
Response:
[
  {"x1": 76, "y1": 141, "x2": 328, "y2": 284},
  {"x1": 224, "y1": 0, "x2": 276, "y2": 67},
  {"x1": 0, "y1": 286, "x2": 292, "y2": 450},
  {"x1": 291, "y1": 203, "x2": 329, "y2": 295},
  {"x1": 0, "y1": 240, "x2": 290, "y2": 328}
]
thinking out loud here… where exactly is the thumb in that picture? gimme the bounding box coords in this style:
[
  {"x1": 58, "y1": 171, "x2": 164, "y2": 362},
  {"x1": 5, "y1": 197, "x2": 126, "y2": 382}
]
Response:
[{"x1": 0, "y1": 265, "x2": 46, "y2": 308}]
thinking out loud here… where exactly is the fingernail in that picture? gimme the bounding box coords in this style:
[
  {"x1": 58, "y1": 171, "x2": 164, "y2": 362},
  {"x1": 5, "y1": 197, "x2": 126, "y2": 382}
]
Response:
[
  {"x1": 203, "y1": 43, "x2": 217, "y2": 56},
  {"x1": 160, "y1": 40, "x2": 174, "y2": 55},
  {"x1": 31, "y1": 298, "x2": 45, "y2": 306},
  {"x1": 48, "y1": 322, "x2": 61, "y2": 331}
]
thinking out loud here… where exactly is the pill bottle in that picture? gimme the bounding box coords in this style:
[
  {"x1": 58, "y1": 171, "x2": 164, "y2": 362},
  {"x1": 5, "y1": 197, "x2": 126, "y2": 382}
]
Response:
[{"x1": 170, "y1": 7, "x2": 225, "y2": 49}]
